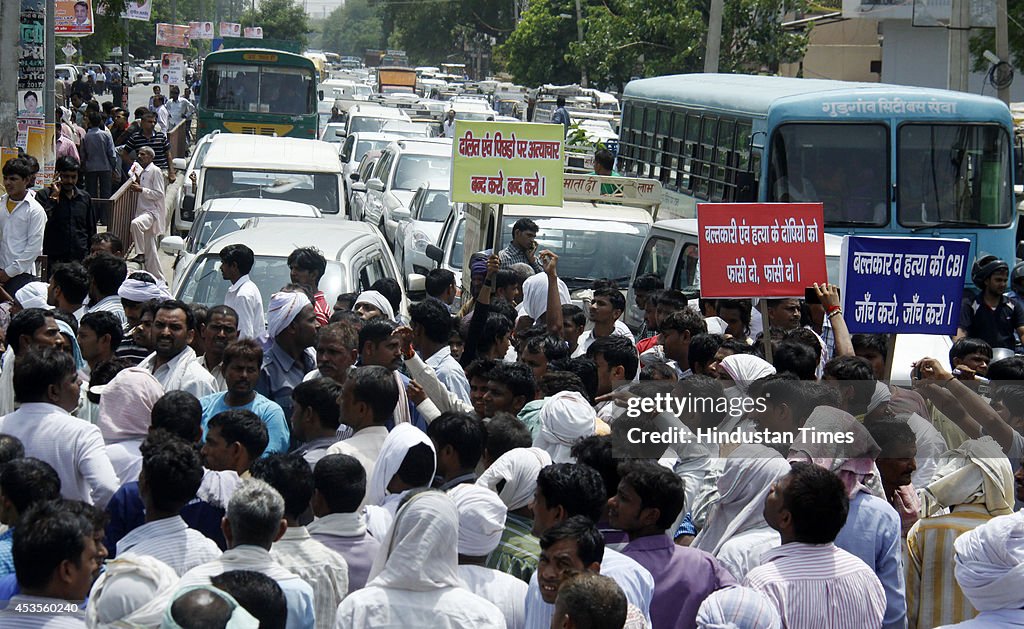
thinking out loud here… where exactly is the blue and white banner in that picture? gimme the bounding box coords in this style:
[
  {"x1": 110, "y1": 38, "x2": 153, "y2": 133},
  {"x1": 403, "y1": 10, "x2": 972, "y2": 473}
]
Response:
[{"x1": 840, "y1": 235, "x2": 970, "y2": 335}]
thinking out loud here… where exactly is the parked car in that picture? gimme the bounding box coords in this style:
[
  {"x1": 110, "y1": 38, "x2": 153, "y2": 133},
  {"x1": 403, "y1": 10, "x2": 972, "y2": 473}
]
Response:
[
  {"x1": 161, "y1": 198, "x2": 322, "y2": 289},
  {"x1": 348, "y1": 154, "x2": 381, "y2": 222},
  {"x1": 395, "y1": 187, "x2": 453, "y2": 279},
  {"x1": 361, "y1": 138, "x2": 452, "y2": 247},
  {"x1": 320, "y1": 122, "x2": 348, "y2": 145},
  {"x1": 343, "y1": 103, "x2": 411, "y2": 136},
  {"x1": 170, "y1": 131, "x2": 222, "y2": 235},
  {"x1": 425, "y1": 208, "x2": 466, "y2": 308},
  {"x1": 340, "y1": 133, "x2": 394, "y2": 207},
  {"x1": 173, "y1": 220, "x2": 410, "y2": 319},
  {"x1": 130, "y1": 66, "x2": 154, "y2": 86},
  {"x1": 379, "y1": 120, "x2": 433, "y2": 139}
]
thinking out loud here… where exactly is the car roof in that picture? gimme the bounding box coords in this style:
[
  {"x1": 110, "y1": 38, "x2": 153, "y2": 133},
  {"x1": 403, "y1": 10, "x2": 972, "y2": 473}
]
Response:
[
  {"x1": 198, "y1": 198, "x2": 321, "y2": 216},
  {"x1": 650, "y1": 218, "x2": 843, "y2": 256},
  {"x1": 202, "y1": 137, "x2": 341, "y2": 172},
  {"x1": 386, "y1": 138, "x2": 452, "y2": 155},
  {"x1": 199, "y1": 220, "x2": 381, "y2": 261},
  {"x1": 501, "y1": 201, "x2": 654, "y2": 223}
]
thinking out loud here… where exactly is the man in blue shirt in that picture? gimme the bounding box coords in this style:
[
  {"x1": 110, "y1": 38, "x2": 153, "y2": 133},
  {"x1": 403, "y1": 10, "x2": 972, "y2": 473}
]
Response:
[
  {"x1": 410, "y1": 298, "x2": 471, "y2": 404},
  {"x1": 201, "y1": 339, "x2": 290, "y2": 454},
  {"x1": 257, "y1": 291, "x2": 318, "y2": 420},
  {"x1": 551, "y1": 96, "x2": 571, "y2": 138}
]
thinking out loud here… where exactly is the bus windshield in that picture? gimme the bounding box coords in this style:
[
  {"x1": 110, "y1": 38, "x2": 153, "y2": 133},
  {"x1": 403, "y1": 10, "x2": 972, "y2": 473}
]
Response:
[
  {"x1": 768, "y1": 123, "x2": 889, "y2": 227},
  {"x1": 203, "y1": 64, "x2": 314, "y2": 115},
  {"x1": 897, "y1": 124, "x2": 1012, "y2": 227}
]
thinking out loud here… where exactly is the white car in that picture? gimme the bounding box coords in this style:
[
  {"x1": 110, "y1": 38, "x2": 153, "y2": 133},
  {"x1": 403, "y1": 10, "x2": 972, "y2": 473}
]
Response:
[
  {"x1": 425, "y1": 208, "x2": 466, "y2": 308},
  {"x1": 320, "y1": 122, "x2": 348, "y2": 145},
  {"x1": 170, "y1": 132, "x2": 221, "y2": 235},
  {"x1": 173, "y1": 219, "x2": 411, "y2": 318},
  {"x1": 344, "y1": 103, "x2": 411, "y2": 136},
  {"x1": 361, "y1": 138, "x2": 452, "y2": 247},
  {"x1": 379, "y1": 120, "x2": 433, "y2": 139},
  {"x1": 162, "y1": 198, "x2": 322, "y2": 290},
  {"x1": 130, "y1": 66, "x2": 154, "y2": 86},
  {"x1": 340, "y1": 133, "x2": 395, "y2": 207},
  {"x1": 395, "y1": 187, "x2": 453, "y2": 279},
  {"x1": 348, "y1": 154, "x2": 381, "y2": 223}
]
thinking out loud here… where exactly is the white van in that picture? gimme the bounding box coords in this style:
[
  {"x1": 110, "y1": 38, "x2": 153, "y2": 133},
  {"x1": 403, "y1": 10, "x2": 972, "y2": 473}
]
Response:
[{"x1": 181, "y1": 136, "x2": 346, "y2": 222}]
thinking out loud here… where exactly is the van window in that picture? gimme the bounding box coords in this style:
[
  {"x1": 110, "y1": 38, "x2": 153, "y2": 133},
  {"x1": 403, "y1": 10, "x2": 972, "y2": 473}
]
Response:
[
  {"x1": 636, "y1": 237, "x2": 675, "y2": 283},
  {"x1": 672, "y1": 243, "x2": 700, "y2": 294},
  {"x1": 358, "y1": 250, "x2": 392, "y2": 291}
]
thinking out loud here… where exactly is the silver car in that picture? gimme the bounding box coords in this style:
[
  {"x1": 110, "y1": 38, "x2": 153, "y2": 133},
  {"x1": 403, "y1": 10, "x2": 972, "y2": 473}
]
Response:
[
  {"x1": 395, "y1": 187, "x2": 453, "y2": 279},
  {"x1": 340, "y1": 133, "x2": 394, "y2": 206}
]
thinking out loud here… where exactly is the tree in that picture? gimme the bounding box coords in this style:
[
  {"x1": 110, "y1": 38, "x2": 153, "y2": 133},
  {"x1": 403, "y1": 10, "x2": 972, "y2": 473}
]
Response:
[
  {"x1": 241, "y1": 0, "x2": 310, "y2": 48},
  {"x1": 720, "y1": 0, "x2": 810, "y2": 73},
  {"x1": 497, "y1": 0, "x2": 580, "y2": 86},
  {"x1": 321, "y1": 0, "x2": 382, "y2": 58},
  {"x1": 381, "y1": 0, "x2": 513, "y2": 70}
]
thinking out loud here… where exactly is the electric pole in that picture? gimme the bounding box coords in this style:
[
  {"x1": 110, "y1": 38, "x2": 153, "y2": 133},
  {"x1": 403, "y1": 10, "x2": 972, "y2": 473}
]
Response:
[
  {"x1": 947, "y1": 0, "x2": 969, "y2": 91},
  {"x1": 705, "y1": 0, "x2": 724, "y2": 73},
  {"x1": 996, "y1": 0, "x2": 1010, "y2": 103},
  {"x1": 0, "y1": 0, "x2": 19, "y2": 148}
]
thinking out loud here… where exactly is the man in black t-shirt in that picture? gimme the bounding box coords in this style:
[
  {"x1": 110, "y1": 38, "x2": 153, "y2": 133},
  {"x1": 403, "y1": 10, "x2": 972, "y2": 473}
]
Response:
[{"x1": 958, "y1": 255, "x2": 1024, "y2": 350}]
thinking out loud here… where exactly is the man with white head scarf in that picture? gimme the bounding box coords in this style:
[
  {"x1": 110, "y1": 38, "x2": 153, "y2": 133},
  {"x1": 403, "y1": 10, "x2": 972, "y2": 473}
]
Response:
[
  {"x1": 14, "y1": 281, "x2": 50, "y2": 310},
  {"x1": 695, "y1": 586, "x2": 782, "y2": 629},
  {"x1": 477, "y1": 447, "x2": 552, "y2": 582},
  {"x1": 334, "y1": 490, "x2": 506, "y2": 628},
  {"x1": 86, "y1": 553, "x2": 180, "y2": 628},
  {"x1": 938, "y1": 510, "x2": 1024, "y2": 628},
  {"x1": 789, "y1": 405, "x2": 906, "y2": 629},
  {"x1": 450, "y1": 483, "x2": 528, "y2": 629},
  {"x1": 256, "y1": 290, "x2": 318, "y2": 420},
  {"x1": 96, "y1": 367, "x2": 165, "y2": 483},
  {"x1": 352, "y1": 290, "x2": 394, "y2": 321},
  {"x1": 533, "y1": 391, "x2": 596, "y2": 464},
  {"x1": 692, "y1": 444, "x2": 791, "y2": 580},
  {"x1": 907, "y1": 436, "x2": 1015, "y2": 629},
  {"x1": 364, "y1": 424, "x2": 437, "y2": 539}
]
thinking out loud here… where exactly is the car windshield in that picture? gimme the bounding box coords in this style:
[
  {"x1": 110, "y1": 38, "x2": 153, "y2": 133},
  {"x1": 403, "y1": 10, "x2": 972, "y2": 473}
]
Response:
[
  {"x1": 501, "y1": 216, "x2": 650, "y2": 289},
  {"x1": 354, "y1": 139, "x2": 390, "y2": 161},
  {"x1": 418, "y1": 190, "x2": 452, "y2": 222},
  {"x1": 393, "y1": 154, "x2": 451, "y2": 191},
  {"x1": 179, "y1": 255, "x2": 345, "y2": 310},
  {"x1": 350, "y1": 116, "x2": 394, "y2": 134},
  {"x1": 202, "y1": 169, "x2": 339, "y2": 214},
  {"x1": 454, "y1": 111, "x2": 494, "y2": 121},
  {"x1": 189, "y1": 209, "x2": 315, "y2": 253},
  {"x1": 203, "y1": 63, "x2": 315, "y2": 115},
  {"x1": 381, "y1": 124, "x2": 429, "y2": 138}
]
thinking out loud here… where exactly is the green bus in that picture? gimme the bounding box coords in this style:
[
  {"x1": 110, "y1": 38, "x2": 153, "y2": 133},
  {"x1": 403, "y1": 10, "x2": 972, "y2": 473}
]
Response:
[{"x1": 197, "y1": 48, "x2": 319, "y2": 139}]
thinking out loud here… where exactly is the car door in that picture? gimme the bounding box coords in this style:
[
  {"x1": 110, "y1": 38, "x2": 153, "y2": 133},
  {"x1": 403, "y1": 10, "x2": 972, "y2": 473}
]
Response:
[{"x1": 366, "y1": 151, "x2": 394, "y2": 226}]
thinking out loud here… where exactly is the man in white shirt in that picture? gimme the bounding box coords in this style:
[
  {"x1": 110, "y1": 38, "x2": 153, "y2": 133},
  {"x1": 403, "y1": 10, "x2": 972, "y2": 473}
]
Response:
[
  {"x1": 410, "y1": 299, "x2": 471, "y2": 404},
  {"x1": 176, "y1": 479, "x2": 317, "y2": 629},
  {"x1": 137, "y1": 300, "x2": 218, "y2": 399},
  {"x1": 220, "y1": 244, "x2": 265, "y2": 340},
  {"x1": 153, "y1": 95, "x2": 170, "y2": 132},
  {"x1": 164, "y1": 85, "x2": 195, "y2": 130},
  {"x1": 127, "y1": 146, "x2": 166, "y2": 282},
  {"x1": 325, "y1": 366, "x2": 397, "y2": 479},
  {"x1": 198, "y1": 305, "x2": 240, "y2": 391},
  {"x1": 0, "y1": 158, "x2": 47, "y2": 295},
  {"x1": 253, "y1": 454, "x2": 349, "y2": 629},
  {"x1": 84, "y1": 252, "x2": 128, "y2": 326},
  {"x1": 114, "y1": 432, "x2": 222, "y2": 576},
  {"x1": 0, "y1": 308, "x2": 68, "y2": 416},
  {"x1": 572, "y1": 287, "x2": 632, "y2": 358},
  {"x1": 0, "y1": 348, "x2": 119, "y2": 508}
]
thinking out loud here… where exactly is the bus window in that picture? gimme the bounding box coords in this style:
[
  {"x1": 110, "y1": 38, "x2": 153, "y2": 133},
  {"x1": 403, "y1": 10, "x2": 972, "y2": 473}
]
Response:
[
  {"x1": 768, "y1": 123, "x2": 888, "y2": 227},
  {"x1": 897, "y1": 124, "x2": 1012, "y2": 228},
  {"x1": 259, "y1": 66, "x2": 314, "y2": 115},
  {"x1": 205, "y1": 65, "x2": 259, "y2": 111}
]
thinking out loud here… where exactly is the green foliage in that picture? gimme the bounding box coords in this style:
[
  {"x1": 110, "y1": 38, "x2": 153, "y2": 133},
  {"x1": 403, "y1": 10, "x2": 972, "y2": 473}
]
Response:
[
  {"x1": 497, "y1": 0, "x2": 580, "y2": 87},
  {"x1": 969, "y1": 0, "x2": 1024, "y2": 74},
  {"x1": 380, "y1": 0, "x2": 513, "y2": 69},
  {"x1": 720, "y1": 0, "x2": 810, "y2": 73},
  {"x1": 320, "y1": 0, "x2": 383, "y2": 58},
  {"x1": 241, "y1": 0, "x2": 310, "y2": 49},
  {"x1": 566, "y1": 121, "x2": 605, "y2": 150}
]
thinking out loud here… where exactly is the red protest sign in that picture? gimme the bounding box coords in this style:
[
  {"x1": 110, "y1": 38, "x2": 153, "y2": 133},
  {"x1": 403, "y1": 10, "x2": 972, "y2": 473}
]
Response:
[{"x1": 697, "y1": 203, "x2": 827, "y2": 298}]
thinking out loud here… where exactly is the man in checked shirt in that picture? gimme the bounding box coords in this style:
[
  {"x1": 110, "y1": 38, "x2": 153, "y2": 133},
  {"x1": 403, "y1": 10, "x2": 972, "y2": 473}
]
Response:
[{"x1": 498, "y1": 218, "x2": 543, "y2": 273}]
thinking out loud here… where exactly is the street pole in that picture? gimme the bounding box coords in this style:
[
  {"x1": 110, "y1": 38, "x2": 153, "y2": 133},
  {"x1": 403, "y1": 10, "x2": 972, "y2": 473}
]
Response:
[
  {"x1": 705, "y1": 0, "x2": 724, "y2": 73},
  {"x1": 947, "y1": 0, "x2": 969, "y2": 91},
  {"x1": 122, "y1": 18, "x2": 131, "y2": 110},
  {"x1": 574, "y1": 0, "x2": 587, "y2": 87},
  {"x1": 0, "y1": 0, "x2": 19, "y2": 148},
  {"x1": 45, "y1": 0, "x2": 54, "y2": 164},
  {"x1": 996, "y1": 0, "x2": 1010, "y2": 104}
]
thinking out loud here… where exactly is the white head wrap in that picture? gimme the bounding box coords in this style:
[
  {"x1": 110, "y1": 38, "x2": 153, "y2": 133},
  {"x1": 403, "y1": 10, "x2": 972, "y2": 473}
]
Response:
[
  {"x1": 696, "y1": 586, "x2": 783, "y2": 629},
  {"x1": 449, "y1": 483, "x2": 508, "y2": 556},
  {"x1": 367, "y1": 423, "x2": 436, "y2": 507},
  {"x1": 520, "y1": 272, "x2": 570, "y2": 321},
  {"x1": 367, "y1": 490, "x2": 464, "y2": 591},
  {"x1": 96, "y1": 367, "x2": 165, "y2": 442},
  {"x1": 533, "y1": 391, "x2": 596, "y2": 463},
  {"x1": 921, "y1": 436, "x2": 1015, "y2": 517},
  {"x1": 867, "y1": 381, "x2": 893, "y2": 414},
  {"x1": 87, "y1": 552, "x2": 180, "y2": 628},
  {"x1": 160, "y1": 585, "x2": 259, "y2": 629},
  {"x1": 353, "y1": 290, "x2": 395, "y2": 321},
  {"x1": 117, "y1": 274, "x2": 172, "y2": 303},
  {"x1": 14, "y1": 282, "x2": 50, "y2": 310},
  {"x1": 476, "y1": 447, "x2": 552, "y2": 510},
  {"x1": 954, "y1": 510, "x2": 1024, "y2": 612},
  {"x1": 719, "y1": 355, "x2": 776, "y2": 395},
  {"x1": 266, "y1": 291, "x2": 311, "y2": 340},
  {"x1": 692, "y1": 444, "x2": 791, "y2": 556}
]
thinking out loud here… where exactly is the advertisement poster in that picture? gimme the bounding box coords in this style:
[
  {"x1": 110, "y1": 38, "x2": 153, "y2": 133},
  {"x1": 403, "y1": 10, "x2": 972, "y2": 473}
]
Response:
[
  {"x1": 160, "y1": 53, "x2": 185, "y2": 85},
  {"x1": 189, "y1": 21, "x2": 214, "y2": 39},
  {"x1": 243, "y1": 26, "x2": 263, "y2": 38},
  {"x1": 55, "y1": 0, "x2": 93, "y2": 35},
  {"x1": 18, "y1": 0, "x2": 45, "y2": 150},
  {"x1": 121, "y1": 0, "x2": 152, "y2": 21},
  {"x1": 219, "y1": 21, "x2": 241, "y2": 37},
  {"x1": 155, "y1": 23, "x2": 190, "y2": 48}
]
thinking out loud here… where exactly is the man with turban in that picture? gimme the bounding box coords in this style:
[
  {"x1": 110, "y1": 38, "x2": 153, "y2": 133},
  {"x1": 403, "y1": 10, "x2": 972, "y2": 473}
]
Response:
[{"x1": 256, "y1": 290, "x2": 318, "y2": 420}]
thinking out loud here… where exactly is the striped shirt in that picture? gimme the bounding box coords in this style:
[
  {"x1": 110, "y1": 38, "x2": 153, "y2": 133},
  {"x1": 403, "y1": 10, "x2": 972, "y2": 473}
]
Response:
[
  {"x1": 487, "y1": 513, "x2": 540, "y2": 583},
  {"x1": 115, "y1": 515, "x2": 223, "y2": 576},
  {"x1": 744, "y1": 542, "x2": 886, "y2": 629},
  {"x1": 122, "y1": 129, "x2": 171, "y2": 170},
  {"x1": 906, "y1": 504, "x2": 991, "y2": 629},
  {"x1": 270, "y1": 526, "x2": 349, "y2": 629}
]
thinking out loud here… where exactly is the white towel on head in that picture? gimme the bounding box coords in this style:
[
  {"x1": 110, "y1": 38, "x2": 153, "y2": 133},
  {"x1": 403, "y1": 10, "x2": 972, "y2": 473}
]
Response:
[
  {"x1": 14, "y1": 282, "x2": 50, "y2": 310},
  {"x1": 117, "y1": 277, "x2": 172, "y2": 303},
  {"x1": 366, "y1": 423, "x2": 436, "y2": 507},
  {"x1": 533, "y1": 391, "x2": 596, "y2": 463},
  {"x1": 354, "y1": 290, "x2": 395, "y2": 321},
  {"x1": 449, "y1": 483, "x2": 508, "y2": 556},
  {"x1": 954, "y1": 510, "x2": 1024, "y2": 612},
  {"x1": 87, "y1": 552, "x2": 180, "y2": 628},
  {"x1": 265, "y1": 291, "x2": 311, "y2": 341},
  {"x1": 476, "y1": 447, "x2": 552, "y2": 510}
]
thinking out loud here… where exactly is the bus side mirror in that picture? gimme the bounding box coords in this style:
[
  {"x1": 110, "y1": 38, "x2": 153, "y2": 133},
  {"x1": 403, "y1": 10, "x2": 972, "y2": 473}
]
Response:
[
  {"x1": 318, "y1": 90, "x2": 324, "y2": 101},
  {"x1": 735, "y1": 172, "x2": 757, "y2": 203}
]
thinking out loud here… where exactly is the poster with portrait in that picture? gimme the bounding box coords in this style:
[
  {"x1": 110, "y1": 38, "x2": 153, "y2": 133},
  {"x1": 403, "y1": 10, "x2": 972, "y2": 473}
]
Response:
[
  {"x1": 155, "y1": 23, "x2": 190, "y2": 48},
  {"x1": 18, "y1": 0, "x2": 45, "y2": 150},
  {"x1": 219, "y1": 21, "x2": 241, "y2": 37},
  {"x1": 189, "y1": 21, "x2": 214, "y2": 40},
  {"x1": 161, "y1": 53, "x2": 185, "y2": 86},
  {"x1": 121, "y1": 0, "x2": 152, "y2": 21},
  {"x1": 243, "y1": 26, "x2": 263, "y2": 39},
  {"x1": 55, "y1": 0, "x2": 93, "y2": 35}
]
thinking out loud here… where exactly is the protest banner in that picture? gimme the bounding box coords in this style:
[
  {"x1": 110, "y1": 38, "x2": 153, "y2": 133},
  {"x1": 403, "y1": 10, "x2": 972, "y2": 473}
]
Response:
[
  {"x1": 219, "y1": 21, "x2": 241, "y2": 37},
  {"x1": 156, "y1": 23, "x2": 190, "y2": 48},
  {"x1": 161, "y1": 53, "x2": 185, "y2": 85},
  {"x1": 189, "y1": 21, "x2": 214, "y2": 39},
  {"x1": 55, "y1": 0, "x2": 93, "y2": 35},
  {"x1": 696, "y1": 203, "x2": 828, "y2": 298},
  {"x1": 243, "y1": 26, "x2": 263, "y2": 38},
  {"x1": 121, "y1": 0, "x2": 151, "y2": 20},
  {"x1": 840, "y1": 235, "x2": 969, "y2": 335},
  {"x1": 451, "y1": 121, "x2": 564, "y2": 207}
]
